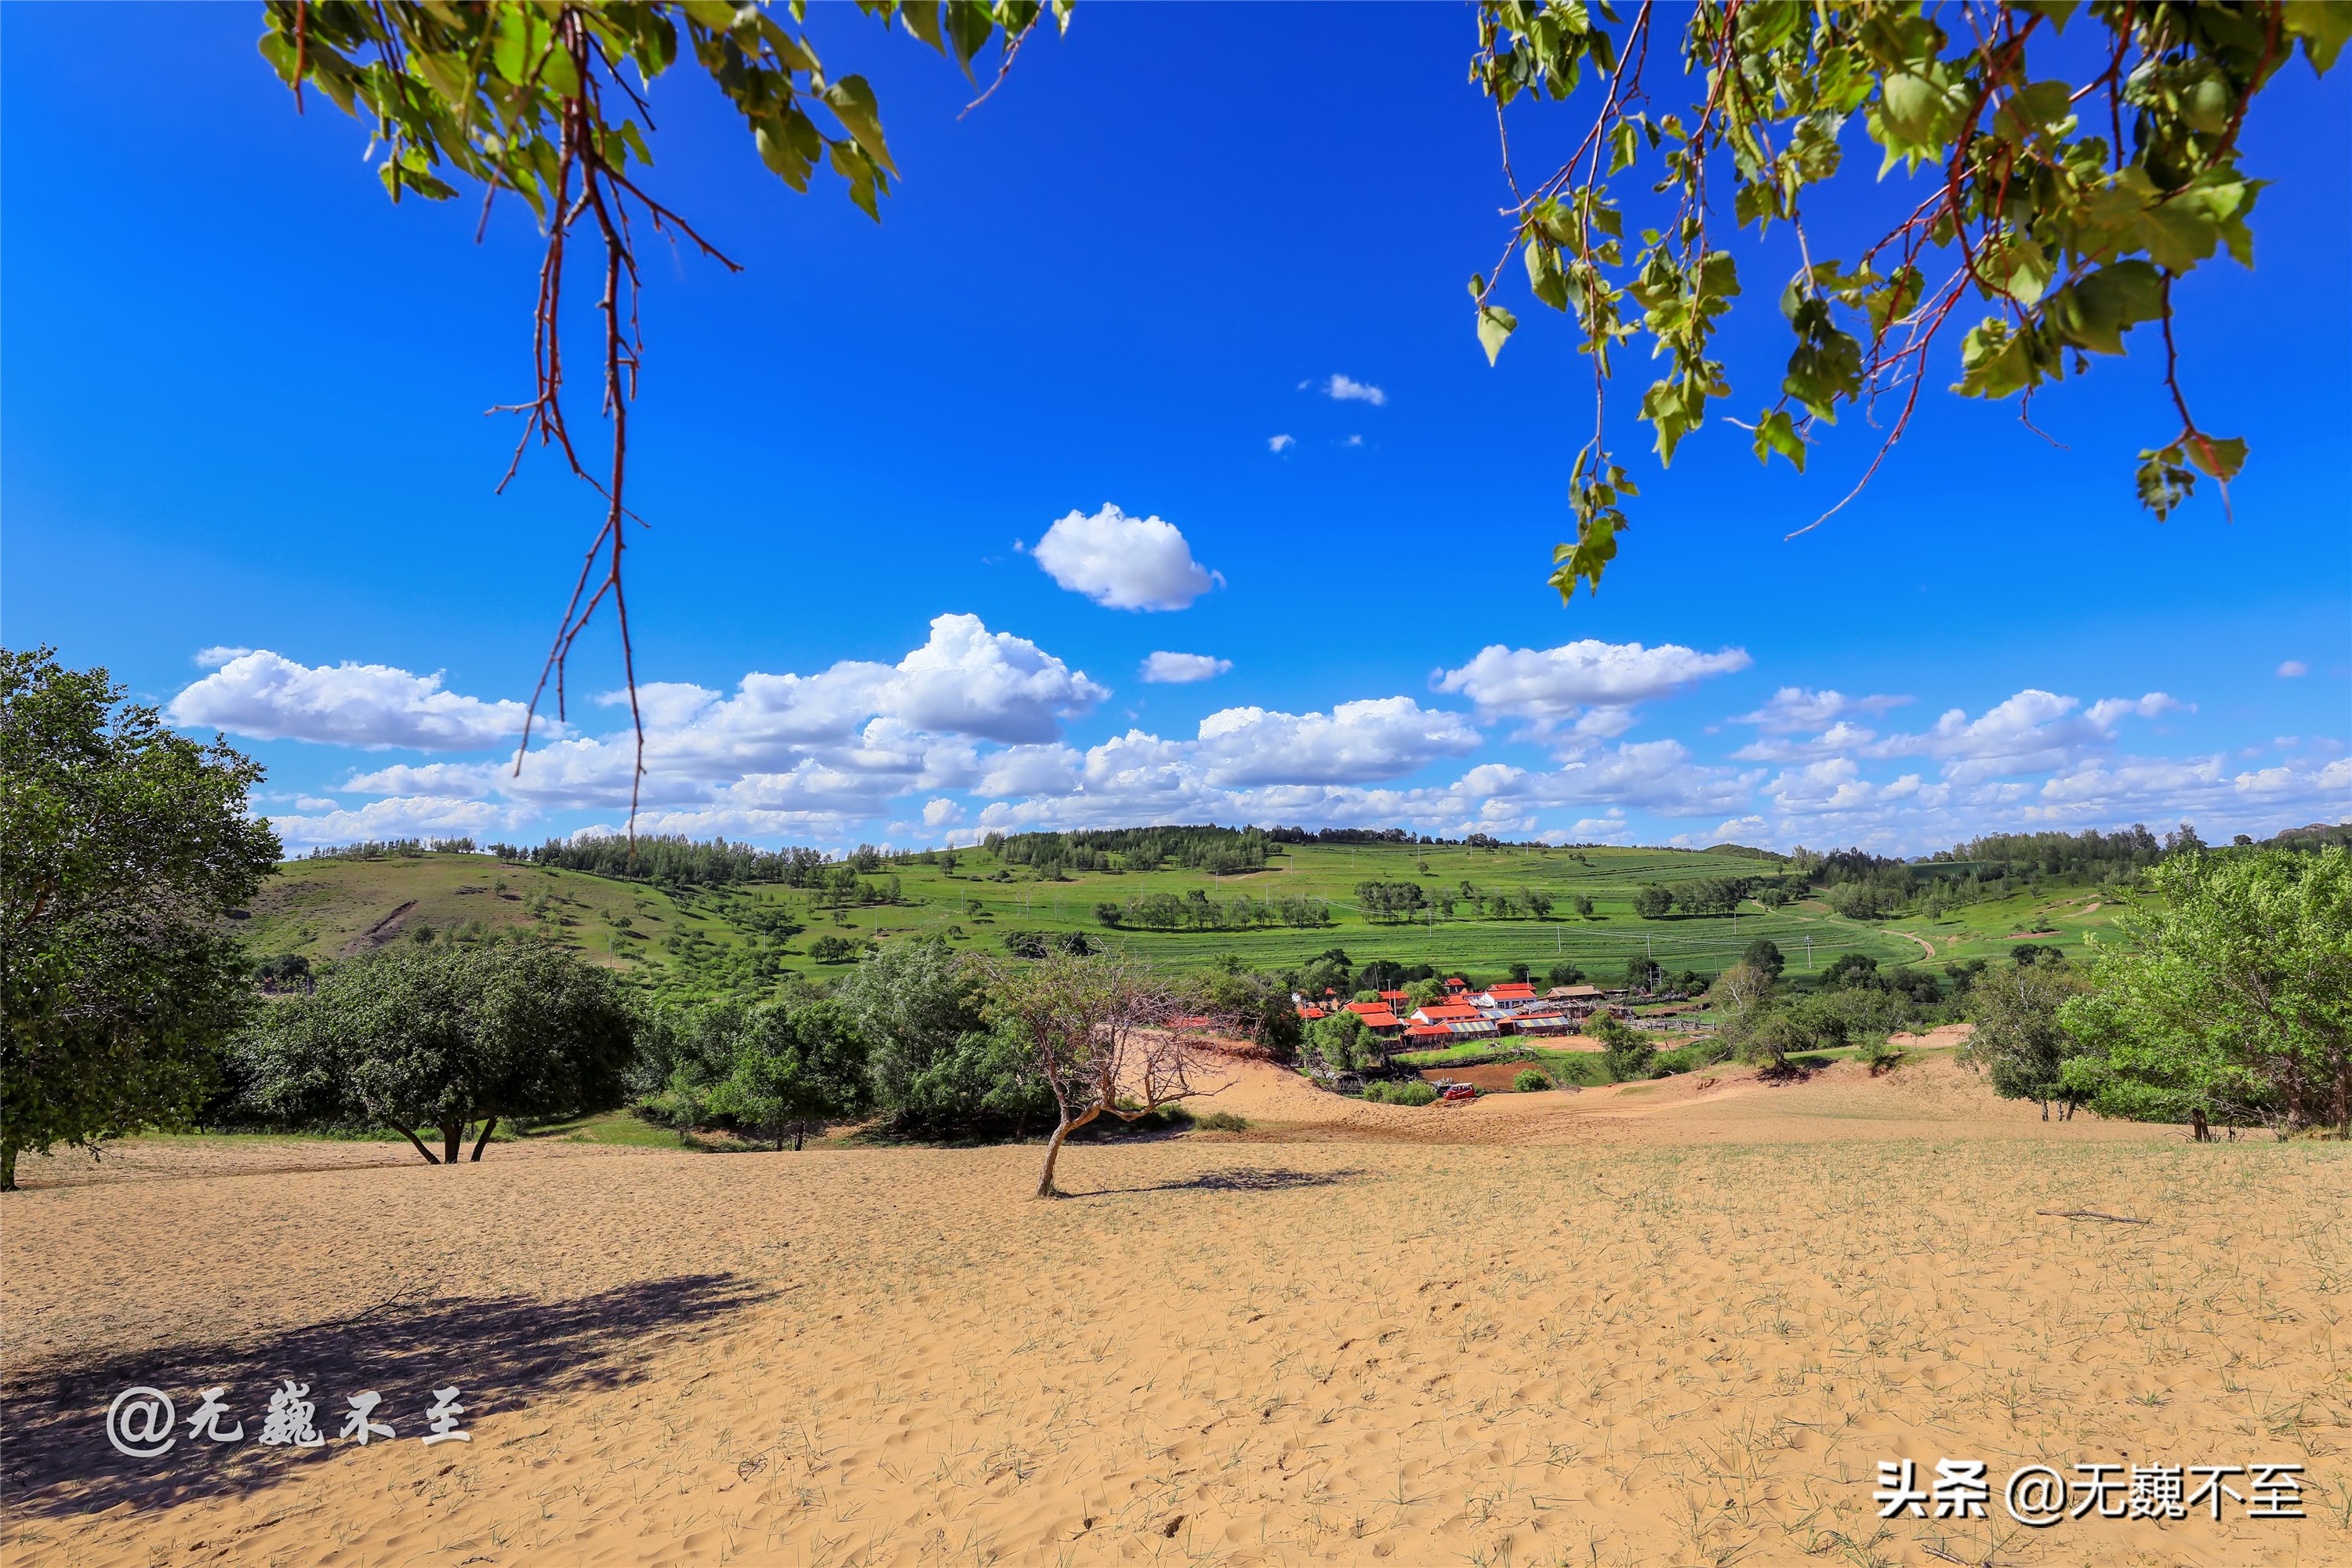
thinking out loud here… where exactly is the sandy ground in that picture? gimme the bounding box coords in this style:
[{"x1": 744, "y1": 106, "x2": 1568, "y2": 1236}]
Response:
[{"x1": 5, "y1": 1058, "x2": 2347, "y2": 1568}]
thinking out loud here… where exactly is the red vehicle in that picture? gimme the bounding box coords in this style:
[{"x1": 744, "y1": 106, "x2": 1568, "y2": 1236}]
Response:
[{"x1": 1437, "y1": 1083, "x2": 1479, "y2": 1102}]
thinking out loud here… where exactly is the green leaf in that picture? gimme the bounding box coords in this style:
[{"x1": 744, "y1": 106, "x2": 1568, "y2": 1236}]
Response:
[
  {"x1": 821, "y1": 74, "x2": 895, "y2": 173},
  {"x1": 898, "y1": 1, "x2": 946, "y2": 53},
  {"x1": 1477, "y1": 303, "x2": 1518, "y2": 365},
  {"x1": 2183, "y1": 433, "x2": 2247, "y2": 481},
  {"x1": 1992, "y1": 79, "x2": 2074, "y2": 145},
  {"x1": 2283, "y1": 0, "x2": 2352, "y2": 72},
  {"x1": 1525, "y1": 239, "x2": 1568, "y2": 311},
  {"x1": 1952, "y1": 317, "x2": 2060, "y2": 401},
  {"x1": 2045, "y1": 260, "x2": 2164, "y2": 356},
  {"x1": 1752, "y1": 409, "x2": 1806, "y2": 473},
  {"x1": 2135, "y1": 443, "x2": 2196, "y2": 519},
  {"x1": 1878, "y1": 70, "x2": 1955, "y2": 143},
  {"x1": 1609, "y1": 119, "x2": 1639, "y2": 173}
]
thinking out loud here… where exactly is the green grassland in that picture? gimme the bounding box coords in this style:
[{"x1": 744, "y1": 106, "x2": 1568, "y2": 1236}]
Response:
[{"x1": 232, "y1": 838, "x2": 2045, "y2": 997}]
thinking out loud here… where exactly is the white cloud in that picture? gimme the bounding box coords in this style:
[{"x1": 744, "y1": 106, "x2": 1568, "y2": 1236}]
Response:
[
  {"x1": 169, "y1": 650, "x2": 535, "y2": 751},
  {"x1": 1435, "y1": 639, "x2": 1752, "y2": 720},
  {"x1": 888, "y1": 614, "x2": 1110, "y2": 741},
  {"x1": 1730, "y1": 720, "x2": 1882, "y2": 764},
  {"x1": 321, "y1": 615, "x2": 1101, "y2": 829},
  {"x1": 265, "y1": 794, "x2": 530, "y2": 848},
  {"x1": 1268, "y1": 434, "x2": 1295, "y2": 452},
  {"x1": 977, "y1": 744, "x2": 1083, "y2": 798},
  {"x1": 1878, "y1": 688, "x2": 2185, "y2": 783},
  {"x1": 1032, "y1": 503, "x2": 1221, "y2": 612},
  {"x1": 1195, "y1": 698, "x2": 1479, "y2": 786},
  {"x1": 1140, "y1": 651, "x2": 1232, "y2": 684},
  {"x1": 1732, "y1": 687, "x2": 1913, "y2": 733},
  {"x1": 1324, "y1": 373, "x2": 1387, "y2": 406},
  {"x1": 921, "y1": 797, "x2": 966, "y2": 827},
  {"x1": 2277, "y1": 660, "x2": 2308, "y2": 677},
  {"x1": 195, "y1": 646, "x2": 252, "y2": 668}
]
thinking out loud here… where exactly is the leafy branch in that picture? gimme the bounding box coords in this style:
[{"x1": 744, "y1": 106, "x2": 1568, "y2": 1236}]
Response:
[
  {"x1": 1468, "y1": 0, "x2": 2346, "y2": 601},
  {"x1": 260, "y1": 0, "x2": 1065, "y2": 838}
]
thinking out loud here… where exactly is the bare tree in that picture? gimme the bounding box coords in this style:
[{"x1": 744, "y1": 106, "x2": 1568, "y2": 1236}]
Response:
[
  {"x1": 977, "y1": 949, "x2": 1205, "y2": 1199},
  {"x1": 1708, "y1": 960, "x2": 1776, "y2": 1014}
]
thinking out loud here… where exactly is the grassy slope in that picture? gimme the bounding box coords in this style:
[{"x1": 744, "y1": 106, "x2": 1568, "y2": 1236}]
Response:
[{"x1": 241, "y1": 842, "x2": 1956, "y2": 993}]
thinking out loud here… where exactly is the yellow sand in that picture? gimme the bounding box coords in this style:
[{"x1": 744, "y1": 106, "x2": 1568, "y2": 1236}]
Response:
[{"x1": 5, "y1": 1058, "x2": 2347, "y2": 1567}]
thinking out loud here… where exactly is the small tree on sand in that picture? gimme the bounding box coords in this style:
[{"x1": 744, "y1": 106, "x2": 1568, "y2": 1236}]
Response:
[{"x1": 978, "y1": 949, "x2": 1202, "y2": 1199}]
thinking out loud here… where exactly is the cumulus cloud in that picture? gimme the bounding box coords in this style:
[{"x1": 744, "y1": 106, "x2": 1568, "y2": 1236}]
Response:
[
  {"x1": 1879, "y1": 688, "x2": 2185, "y2": 783},
  {"x1": 1434, "y1": 639, "x2": 1751, "y2": 722},
  {"x1": 921, "y1": 797, "x2": 966, "y2": 827},
  {"x1": 1731, "y1": 687, "x2": 1913, "y2": 733},
  {"x1": 314, "y1": 615, "x2": 1101, "y2": 834},
  {"x1": 1140, "y1": 651, "x2": 1232, "y2": 684},
  {"x1": 2278, "y1": 660, "x2": 2309, "y2": 677},
  {"x1": 889, "y1": 614, "x2": 1110, "y2": 740},
  {"x1": 1194, "y1": 698, "x2": 1479, "y2": 786},
  {"x1": 1032, "y1": 503, "x2": 1222, "y2": 612},
  {"x1": 1324, "y1": 374, "x2": 1386, "y2": 405},
  {"x1": 1268, "y1": 434, "x2": 1295, "y2": 453},
  {"x1": 265, "y1": 794, "x2": 529, "y2": 848},
  {"x1": 1730, "y1": 720, "x2": 1882, "y2": 764},
  {"x1": 977, "y1": 744, "x2": 1083, "y2": 798},
  {"x1": 169, "y1": 650, "x2": 535, "y2": 751}
]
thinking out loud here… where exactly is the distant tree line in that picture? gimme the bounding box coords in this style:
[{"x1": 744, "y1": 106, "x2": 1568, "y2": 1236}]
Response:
[
  {"x1": 305, "y1": 837, "x2": 478, "y2": 861},
  {"x1": 985, "y1": 826, "x2": 1271, "y2": 877},
  {"x1": 1096, "y1": 890, "x2": 1332, "y2": 932},
  {"x1": 498, "y1": 833, "x2": 833, "y2": 887}
]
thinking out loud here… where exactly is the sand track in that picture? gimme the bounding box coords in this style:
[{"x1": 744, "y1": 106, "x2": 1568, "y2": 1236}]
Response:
[{"x1": 5, "y1": 1065, "x2": 2343, "y2": 1568}]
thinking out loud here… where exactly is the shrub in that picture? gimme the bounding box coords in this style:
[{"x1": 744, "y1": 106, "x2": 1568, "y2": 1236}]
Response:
[
  {"x1": 1588, "y1": 1012, "x2": 1657, "y2": 1083},
  {"x1": 1512, "y1": 1069, "x2": 1551, "y2": 1093},
  {"x1": 1195, "y1": 1110, "x2": 1250, "y2": 1132},
  {"x1": 1363, "y1": 1080, "x2": 1439, "y2": 1106}
]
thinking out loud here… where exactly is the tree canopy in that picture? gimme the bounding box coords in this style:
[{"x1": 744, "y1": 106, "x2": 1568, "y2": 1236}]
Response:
[
  {"x1": 1, "y1": 649, "x2": 281, "y2": 1191},
  {"x1": 236, "y1": 940, "x2": 636, "y2": 1163},
  {"x1": 1470, "y1": 0, "x2": 2347, "y2": 596},
  {"x1": 2060, "y1": 846, "x2": 2350, "y2": 1134}
]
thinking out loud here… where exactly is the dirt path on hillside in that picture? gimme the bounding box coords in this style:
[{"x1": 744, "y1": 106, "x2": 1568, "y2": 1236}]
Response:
[{"x1": 1194, "y1": 1043, "x2": 2160, "y2": 1150}]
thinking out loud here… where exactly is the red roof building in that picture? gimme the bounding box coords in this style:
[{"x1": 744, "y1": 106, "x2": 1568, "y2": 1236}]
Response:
[{"x1": 1410, "y1": 1004, "x2": 1481, "y2": 1024}]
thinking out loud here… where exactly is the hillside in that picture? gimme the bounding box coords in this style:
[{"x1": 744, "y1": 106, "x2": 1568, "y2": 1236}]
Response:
[{"x1": 234, "y1": 837, "x2": 2129, "y2": 996}]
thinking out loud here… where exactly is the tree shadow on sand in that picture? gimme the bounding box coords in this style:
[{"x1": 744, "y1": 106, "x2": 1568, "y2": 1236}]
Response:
[
  {"x1": 1, "y1": 1271, "x2": 766, "y2": 1523},
  {"x1": 1074, "y1": 1167, "x2": 1370, "y2": 1198}
]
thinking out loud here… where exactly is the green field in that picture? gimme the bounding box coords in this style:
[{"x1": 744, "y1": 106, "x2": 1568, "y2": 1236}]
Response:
[{"x1": 234, "y1": 838, "x2": 2033, "y2": 995}]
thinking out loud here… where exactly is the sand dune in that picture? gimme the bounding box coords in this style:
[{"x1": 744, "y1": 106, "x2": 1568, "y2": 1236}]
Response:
[{"x1": 5, "y1": 1063, "x2": 2346, "y2": 1567}]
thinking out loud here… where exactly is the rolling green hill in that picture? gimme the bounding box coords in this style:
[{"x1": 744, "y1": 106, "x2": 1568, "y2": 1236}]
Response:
[{"x1": 228, "y1": 836, "x2": 2074, "y2": 999}]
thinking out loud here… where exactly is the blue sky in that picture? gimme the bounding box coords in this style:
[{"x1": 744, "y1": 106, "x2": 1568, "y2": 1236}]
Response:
[{"x1": 6, "y1": 4, "x2": 2347, "y2": 855}]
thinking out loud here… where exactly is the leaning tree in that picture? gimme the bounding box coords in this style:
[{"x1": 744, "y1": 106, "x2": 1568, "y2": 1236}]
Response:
[{"x1": 977, "y1": 948, "x2": 1207, "y2": 1199}]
